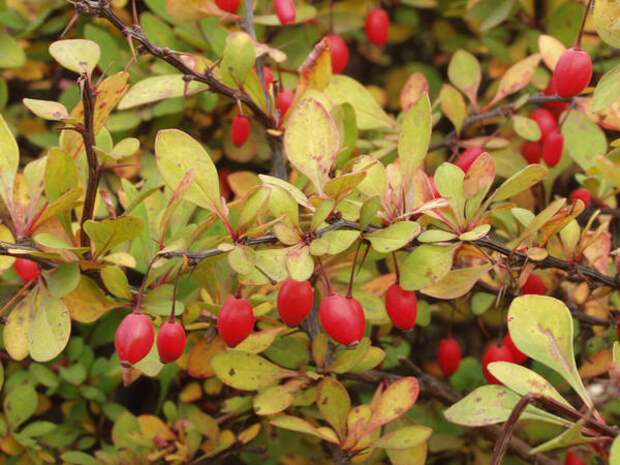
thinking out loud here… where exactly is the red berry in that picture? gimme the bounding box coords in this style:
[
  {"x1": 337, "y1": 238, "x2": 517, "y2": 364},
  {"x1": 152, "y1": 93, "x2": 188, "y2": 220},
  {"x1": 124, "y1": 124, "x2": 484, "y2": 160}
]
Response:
[
  {"x1": 157, "y1": 320, "x2": 187, "y2": 363},
  {"x1": 521, "y1": 274, "x2": 546, "y2": 295},
  {"x1": 482, "y1": 342, "x2": 515, "y2": 384},
  {"x1": 231, "y1": 115, "x2": 250, "y2": 147},
  {"x1": 385, "y1": 283, "x2": 417, "y2": 330},
  {"x1": 543, "y1": 80, "x2": 569, "y2": 115},
  {"x1": 437, "y1": 338, "x2": 461, "y2": 376},
  {"x1": 115, "y1": 313, "x2": 154, "y2": 365},
  {"x1": 277, "y1": 278, "x2": 313, "y2": 326},
  {"x1": 325, "y1": 34, "x2": 349, "y2": 73},
  {"x1": 553, "y1": 47, "x2": 592, "y2": 98},
  {"x1": 520, "y1": 141, "x2": 542, "y2": 164},
  {"x1": 565, "y1": 452, "x2": 586, "y2": 465},
  {"x1": 542, "y1": 130, "x2": 564, "y2": 167},
  {"x1": 569, "y1": 188, "x2": 591, "y2": 207},
  {"x1": 215, "y1": 0, "x2": 240, "y2": 13},
  {"x1": 13, "y1": 258, "x2": 39, "y2": 282},
  {"x1": 217, "y1": 296, "x2": 254, "y2": 347},
  {"x1": 365, "y1": 9, "x2": 389, "y2": 46},
  {"x1": 530, "y1": 108, "x2": 557, "y2": 142},
  {"x1": 455, "y1": 146, "x2": 484, "y2": 173},
  {"x1": 502, "y1": 332, "x2": 527, "y2": 364},
  {"x1": 252, "y1": 66, "x2": 274, "y2": 87},
  {"x1": 274, "y1": 0, "x2": 296, "y2": 25},
  {"x1": 275, "y1": 89, "x2": 295, "y2": 119},
  {"x1": 319, "y1": 293, "x2": 365, "y2": 346}
]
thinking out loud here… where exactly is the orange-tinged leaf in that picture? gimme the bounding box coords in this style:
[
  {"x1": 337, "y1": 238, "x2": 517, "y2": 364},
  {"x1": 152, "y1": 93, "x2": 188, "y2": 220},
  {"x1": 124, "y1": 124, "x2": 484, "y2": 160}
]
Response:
[
  {"x1": 364, "y1": 377, "x2": 419, "y2": 434},
  {"x1": 400, "y1": 72, "x2": 429, "y2": 112},
  {"x1": 179, "y1": 382, "x2": 203, "y2": 402},
  {"x1": 270, "y1": 415, "x2": 339, "y2": 443},
  {"x1": 62, "y1": 275, "x2": 115, "y2": 323},
  {"x1": 482, "y1": 54, "x2": 541, "y2": 111},
  {"x1": 138, "y1": 415, "x2": 175, "y2": 442},
  {"x1": 538, "y1": 35, "x2": 566, "y2": 72},
  {"x1": 579, "y1": 350, "x2": 612, "y2": 379},
  {"x1": 187, "y1": 336, "x2": 227, "y2": 378},
  {"x1": 297, "y1": 38, "x2": 332, "y2": 96}
]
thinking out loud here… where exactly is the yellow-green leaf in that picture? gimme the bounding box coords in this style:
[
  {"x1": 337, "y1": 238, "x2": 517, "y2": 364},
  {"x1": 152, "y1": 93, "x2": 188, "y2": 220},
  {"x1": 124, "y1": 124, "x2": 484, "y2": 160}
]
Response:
[
  {"x1": 365, "y1": 221, "x2": 420, "y2": 253},
  {"x1": 370, "y1": 425, "x2": 432, "y2": 450},
  {"x1": 211, "y1": 351, "x2": 298, "y2": 390},
  {"x1": 421, "y1": 264, "x2": 492, "y2": 299},
  {"x1": 118, "y1": 75, "x2": 207, "y2": 110},
  {"x1": 84, "y1": 216, "x2": 144, "y2": 258},
  {"x1": 447, "y1": 50, "x2": 481, "y2": 108},
  {"x1": 317, "y1": 377, "x2": 350, "y2": 439},
  {"x1": 492, "y1": 164, "x2": 548, "y2": 201},
  {"x1": 49, "y1": 39, "x2": 100, "y2": 75},
  {"x1": 439, "y1": 85, "x2": 467, "y2": 133},
  {"x1": 4, "y1": 298, "x2": 32, "y2": 361},
  {"x1": 483, "y1": 54, "x2": 541, "y2": 111},
  {"x1": 399, "y1": 95, "x2": 432, "y2": 189},
  {"x1": 22, "y1": 99, "x2": 70, "y2": 121},
  {"x1": 401, "y1": 244, "x2": 458, "y2": 291},
  {"x1": 0, "y1": 113, "x2": 18, "y2": 208}
]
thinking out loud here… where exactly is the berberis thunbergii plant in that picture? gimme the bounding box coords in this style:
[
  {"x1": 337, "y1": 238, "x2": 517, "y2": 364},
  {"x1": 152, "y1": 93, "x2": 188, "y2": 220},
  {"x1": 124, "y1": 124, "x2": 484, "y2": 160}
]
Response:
[{"x1": 0, "y1": 0, "x2": 618, "y2": 464}]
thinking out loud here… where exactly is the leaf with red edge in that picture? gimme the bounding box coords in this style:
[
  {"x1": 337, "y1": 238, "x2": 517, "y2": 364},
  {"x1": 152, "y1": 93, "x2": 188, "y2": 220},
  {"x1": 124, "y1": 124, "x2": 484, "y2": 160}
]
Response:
[
  {"x1": 482, "y1": 54, "x2": 541, "y2": 111},
  {"x1": 363, "y1": 377, "x2": 419, "y2": 435}
]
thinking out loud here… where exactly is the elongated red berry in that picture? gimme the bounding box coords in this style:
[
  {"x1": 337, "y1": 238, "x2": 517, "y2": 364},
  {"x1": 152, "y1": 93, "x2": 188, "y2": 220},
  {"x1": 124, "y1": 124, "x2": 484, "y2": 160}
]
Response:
[
  {"x1": 13, "y1": 258, "x2": 39, "y2": 282},
  {"x1": 276, "y1": 89, "x2": 295, "y2": 119},
  {"x1": 542, "y1": 130, "x2": 563, "y2": 167},
  {"x1": 502, "y1": 332, "x2": 527, "y2": 364},
  {"x1": 274, "y1": 0, "x2": 296, "y2": 25},
  {"x1": 530, "y1": 108, "x2": 557, "y2": 142},
  {"x1": 319, "y1": 293, "x2": 365, "y2": 346},
  {"x1": 157, "y1": 320, "x2": 187, "y2": 363},
  {"x1": 565, "y1": 452, "x2": 586, "y2": 465},
  {"x1": 521, "y1": 141, "x2": 542, "y2": 164},
  {"x1": 482, "y1": 342, "x2": 515, "y2": 384},
  {"x1": 277, "y1": 278, "x2": 313, "y2": 326},
  {"x1": 569, "y1": 188, "x2": 591, "y2": 207},
  {"x1": 437, "y1": 338, "x2": 461, "y2": 376},
  {"x1": 325, "y1": 34, "x2": 349, "y2": 73},
  {"x1": 231, "y1": 115, "x2": 250, "y2": 147},
  {"x1": 215, "y1": 0, "x2": 240, "y2": 13},
  {"x1": 553, "y1": 47, "x2": 592, "y2": 98},
  {"x1": 456, "y1": 146, "x2": 484, "y2": 173},
  {"x1": 218, "y1": 296, "x2": 254, "y2": 346},
  {"x1": 365, "y1": 9, "x2": 389, "y2": 45},
  {"x1": 521, "y1": 274, "x2": 546, "y2": 295},
  {"x1": 115, "y1": 313, "x2": 154, "y2": 365},
  {"x1": 543, "y1": 80, "x2": 568, "y2": 115},
  {"x1": 385, "y1": 283, "x2": 417, "y2": 330}
]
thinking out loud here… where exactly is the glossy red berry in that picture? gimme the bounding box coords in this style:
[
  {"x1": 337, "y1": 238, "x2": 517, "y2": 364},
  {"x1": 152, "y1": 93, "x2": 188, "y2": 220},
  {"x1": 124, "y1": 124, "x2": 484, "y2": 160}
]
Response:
[
  {"x1": 530, "y1": 108, "x2": 557, "y2": 142},
  {"x1": 231, "y1": 115, "x2": 250, "y2": 147},
  {"x1": 482, "y1": 342, "x2": 515, "y2": 384},
  {"x1": 437, "y1": 338, "x2": 461, "y2": 376},
  {"x1": 157, "y1": 320, "x2": 187, "y2": 363},
  {"x1": 277, "y1": 278, "x2": 313, "y2": 326},
  {"x1": 543, "y1": 80, "x2": 569, "y2": 115},
  {"x1": 521, "y1": 274, "x2": 546, "y2": 295},
  {"x1": 365, "y1": 9, "x2": 389, "y2": 45},
  {"x1": 13, "y1": 258, "x2": 39, "y2": 282},
  {"x1": 215, "y1": 0, "x2": 240, "y2": 13},
  {"x1": 274, "y1": 0, "x2": 296, "y2": 25},
  {"x1": 542, "y1": 130, "x2": 564, "y2": 167},
  {"x1": 565, "y1": 452, "x2": 586, "y2": 465},
  {"x1": 553, "y1": 47, "x2": 592, "y2": 98},
  {"x1": 115, "y1": 313, "x2": 155, "y2": 365},
  {"x1": 520, "y1": 141, "x2": 542, "y2": 164},
  {"x1": 325, "y1": 34, "x2": 349, "y2": 73},
  {"x1": 385, "y1": 283, "x2": 417, "y2": 330},
  {"x1": 455, "y1": 146, "x2": 484, "y2": 173},
  {"x1": 275, "y1": 89, "x2": 295, "y2": 119},
  {"x1": 217, "y1": 296, "x2": 254, "y2": 347},
  {"x1": 569, "y1": 188, "x2": 591, "y2": 207},
  {"x1": 319, "y1": 293, "x2": 365, "y2": 346},
  {"x1": 502, "y1": 332, "x2": 527, "y2": 364}
]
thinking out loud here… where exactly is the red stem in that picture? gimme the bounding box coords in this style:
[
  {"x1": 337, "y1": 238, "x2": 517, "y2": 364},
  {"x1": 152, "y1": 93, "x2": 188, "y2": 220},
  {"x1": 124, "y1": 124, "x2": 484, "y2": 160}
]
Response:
[
  {"x1": 346, "y1": 240, "x2": 362, "y2": 299},
  {"x1": 317, "y1": 258, "x2": 334, "y2": 296},
  {"x1": 576, "y1": 0, "x2": 594, "y2": 48}
]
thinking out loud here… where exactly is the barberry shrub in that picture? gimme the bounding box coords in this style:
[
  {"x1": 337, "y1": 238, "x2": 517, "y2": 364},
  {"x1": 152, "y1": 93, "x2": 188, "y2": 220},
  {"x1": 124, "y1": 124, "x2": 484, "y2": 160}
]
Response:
[{"x1": 0, "y1": 0, "x2": 618, "y2": 464}]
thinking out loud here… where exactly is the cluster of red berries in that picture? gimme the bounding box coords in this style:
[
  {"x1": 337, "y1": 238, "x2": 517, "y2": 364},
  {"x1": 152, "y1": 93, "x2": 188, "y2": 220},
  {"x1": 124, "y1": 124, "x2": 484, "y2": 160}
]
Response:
[
  {"x1": 115, "y1": 313, "x2": 186, "y2": 365},
  {"x1": 520, "y1": 107, "x2": 564, "y2": 167}
]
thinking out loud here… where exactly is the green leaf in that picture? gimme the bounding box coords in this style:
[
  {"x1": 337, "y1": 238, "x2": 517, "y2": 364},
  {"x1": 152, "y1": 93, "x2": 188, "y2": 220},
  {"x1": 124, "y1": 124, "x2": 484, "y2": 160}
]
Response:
[
  {"x1": 118, "y1": 75, "x2": 208, "y2": 110},
  {"x1": 444, "y1": 385, "x2": 568, "y2": 427},
  {"x1": 0, "y1": 113, "x2": 18, "y2": 208},
  {"x1": 439, "y1": 85, "x2": 467, "y2": 133},
  {"x1": 101, "y1": 266, "x2": 132, "y2": 300},
  {"x1": 4, "y1": 383, "x2": 37, "y2": 429},
  {"x1": 466, "y1": 0, "x2": 515, "y2": 31},
  {"x1": 610, "y1": 436, "x2": 620, "y2": 465},
  {"x1": 211, "y1": 352, "x2": 298, "y2": 390},
  {"x1": 530, "y1": 417, "x2": 600, "y2": 453},
  {"x1": 0, "y1": 31, "x2": 25, "y2": 68},
  {"x1": 492, "y1": 164, "x2": 548, "y2": 201},
  {"x1": 155, "y1": 129, "x2": 223, "y2": 217},
  {"x1": 268, "y1": 186, "x2": 299, "y2": 227},
  {"x1": 84, "y1": 216, "x2": 144, "y2": 258},
  {"x1": 42, "y1": 263, "x2": 80, "y2": 298},
  {"x1": 44, "y1": 148, "x2": 79, "y2": 203},
  {"x1": 327, "y1": 337, "x2": 371, "y2": 374},
  {"x1": 284, "y1": 98, "x2": 341, "y2": 196},
  {"x1": 3, "y1": 298, "x2": 31, "y2": 361},
  {"x1": 434, "y1": 162, "x2": 465, "y2": 221},
  {"x1": 285, "y1": 245, "x2": 314, "y2": 281},
  {"x1": 507, "y1": 295, "x2": 592, "y2": 408},
  {"x1": 416, "y1": 230, "x2": 458, "y2": 243},
  {"x1": 60, "y1": 451, "x2": 101, "y2": 465},
  {"x1": 322, "y1": 230, "x2": 360, "y2": 255},
  {"x1": 324, "y1": 172, "x2": 366, "y2": 200},
  {"x1": 325, "y1": 75, "x2": 396, "y2": 130},
  {"x1": 228, "y1": 246, "x2": 257, "y2": 275},
  {"x1": 220, "y1": 32, "x2": 255, "y2": 87},
  {"x1": 365, "y1": 221, "x2": 420, "y2": 253},
  {"x1": 370, "y1": 425, "x2": 432, "y2": 450},
  {"x1": 270, "y1": 415, "x2": 339, "y2": 443},
  {"x1": 20, "y1": 421, "x2": 57, "y2": 438},
  {"x1": 561, "y1": 109, "x2": 607, "y2": 170},
  {"x1": 421, "y1": 264, "x2": 492, "y2": 299},
  {"x1": 311, "y1": 199, "x2": 335, "y2": 232},
  {"x1": 592, "y1": 63, "x2": 620, "y2": 112},
  {"x1": 512, "y1": 115, "x2": 541, "y2": 141},
  {"x1": 448, "y1": 50, "x2": 481, "y2": 108},
  {"x1": 316, "y1": 377, "x2": 350, "y2": 439},
  {"x1": 399, "y1": 95, "x2": 432, "y2": 187},
  {"x1": 28, "y1": 293, "x2": 71, "y2": 362},
  {"x1": 359, "y1": 197, "x2": 381, "y2": 232},
  {"x1": 459, "y1": 224, "x2": 491, "y2": 241},
  {"x1": 142, "y1": 285, "x2": 184, "y2": 316},
  {"x1": 592, "y1": 0, "x2": 620, "y2": 48},
  {"x1": 49, "y1": 39, "x2": 100, "y2": 75},
  {"x1": 260, "y1": 174, "x2": 315, "y2": 211},
  {"x1": 400, "y1": 244, "x2": 458, "y2": 291},
  {"x1": 253, "y1": 380, "x2": 303, "y2": 416}
]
